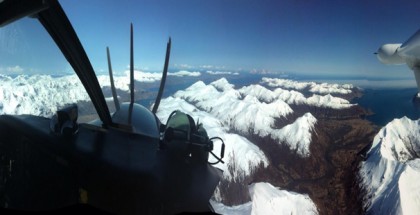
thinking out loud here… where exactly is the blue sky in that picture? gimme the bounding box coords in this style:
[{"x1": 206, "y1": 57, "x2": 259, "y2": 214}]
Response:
[{"x1": 2, "y1": 0, "x2": 420, "y2": 80}]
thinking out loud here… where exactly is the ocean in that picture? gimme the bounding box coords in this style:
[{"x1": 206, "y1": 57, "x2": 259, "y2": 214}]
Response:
[{"x1": 354, "y1": 88, "x2": 420, "y2": 126}]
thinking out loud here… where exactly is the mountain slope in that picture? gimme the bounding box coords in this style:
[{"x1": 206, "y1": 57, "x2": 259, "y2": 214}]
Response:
[
  {"x1": 211, "y1": 182, "x2": 318, "y2": 215},
  {"x1": 249, "y1": 182, "x2": 318, "y2": 215},
  {"x1": 360, "y1": 117, "x2": 420, "y2": 214},
  {"x1": 271, "y1": 113, "x2": 317, "y2": 157}
]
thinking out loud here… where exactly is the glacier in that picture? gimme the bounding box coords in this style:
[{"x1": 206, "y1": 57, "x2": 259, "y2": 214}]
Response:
[{"x1": 359, "y1": 117, "x2": 420, "y2": 214}]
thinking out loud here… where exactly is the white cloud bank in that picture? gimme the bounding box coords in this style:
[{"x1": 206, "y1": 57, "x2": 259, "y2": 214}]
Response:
[
  {"x1": 97, "y1": 70, "x2": 201, "y2": 91},
  {"x1": 0, "y1": 65, "x2": 24, "y2": 74},
  {"x1": 206, "y1": 71, "x2": 239, "y2": 75},
  {"x1": 168, "y1": 70, "x2": 201, "y2": 77}
]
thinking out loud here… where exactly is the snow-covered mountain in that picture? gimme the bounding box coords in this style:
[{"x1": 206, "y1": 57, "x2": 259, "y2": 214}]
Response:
[
  {"x1": 0, "y1": 70, "x2": 201, "y2": 117},
  {"x1": 0, "y1": 74, "x2": 89, "y2": 117},
  {"x1": 242, "y1": 79, "x2": 355, "y2": 109},
  {"x1": 211, "y1": 182, "x2": 318, "y2": 215},
  {"x1": 171, "y1": 78, "x2": 357, "y2": 157},
  {"x1": 261, "y1": 77, "x2": 353, "y2": 95},
  {"x1": 359, "y1": 117, "x2": 420, "y2": 214},
  {"x1": 248, "y1": 182, "x2": 318, "y2": 215},
  {"x1": 270, "y1": 113, "x2": 317, "y2": 157}
]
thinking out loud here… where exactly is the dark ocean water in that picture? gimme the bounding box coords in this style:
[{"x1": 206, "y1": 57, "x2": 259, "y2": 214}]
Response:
[{"x1": 354, "y1": 88, "x2": 420, "y2": 126}]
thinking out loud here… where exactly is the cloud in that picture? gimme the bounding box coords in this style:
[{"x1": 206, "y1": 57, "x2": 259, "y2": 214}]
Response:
[
  {"x1": 200, "y1": 65, "x2": 226, "y2": 70},
  {"x1": 200, "y1": 65, "x2": 214, "y2": 69},
  {"x1": 8, "y1": 65, "x2": 24, "y2": 73},
  {"x1": 168, "y1": 70, "x2": 201, "y2": 77},
  {"x1": 250, "y1": 69, "x2": 288, "y2": 76},
  {"x1": 0, "y1": 65, "x2": 24, "y2": 74},
  {"x1": 97, "y1": 70, "x2": 161, "y2": 91},
  {"x1": 132, "y1": 70, "x2": 162, "y2": 82},
  {"x1": 97, "y1": 70, "x2": 202, "y2": 91},
  {"x1": 206, "y1": 71, "x2": 239, "y2": 75},
  {"x1": 175, "y1": 64, "x2": 227, "y2": 71},
  {"x1": 174, "y1": 64, "x2": 193, "y2": 69}
]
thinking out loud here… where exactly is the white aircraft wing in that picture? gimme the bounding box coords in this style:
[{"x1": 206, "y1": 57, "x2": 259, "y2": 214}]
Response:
[{"x1": 398, "y1": 29, "x2": 420, "y2": 59}]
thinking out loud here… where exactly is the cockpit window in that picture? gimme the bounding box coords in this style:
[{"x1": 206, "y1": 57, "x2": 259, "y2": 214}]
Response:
[{"x1": 0, "y1": 17, "x2": 99, "y2": 122}]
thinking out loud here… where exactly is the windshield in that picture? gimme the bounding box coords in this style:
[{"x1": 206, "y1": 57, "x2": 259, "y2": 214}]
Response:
[{"x1": 0, "y1": 16, "x2": 102, "y2": 123}]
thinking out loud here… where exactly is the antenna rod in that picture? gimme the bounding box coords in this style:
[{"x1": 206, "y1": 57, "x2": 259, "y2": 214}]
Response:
[
  {"x1": 130, "y1": 23, "x2": 134, "y2": 104},
  {"x1": 107, "y1": 47, "x2": 120, "y2": 111},
  {"x1": 152, "y1": 37, "x2": 171, "y2": 114}
]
